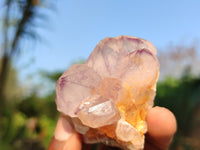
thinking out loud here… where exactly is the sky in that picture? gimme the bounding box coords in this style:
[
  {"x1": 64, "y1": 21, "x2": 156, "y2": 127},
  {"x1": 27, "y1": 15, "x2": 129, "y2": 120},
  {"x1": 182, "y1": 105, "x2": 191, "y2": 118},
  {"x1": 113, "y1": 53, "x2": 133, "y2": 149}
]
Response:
[{"x1": 11, "y1": 0, "x2": 200, "y2": 82}]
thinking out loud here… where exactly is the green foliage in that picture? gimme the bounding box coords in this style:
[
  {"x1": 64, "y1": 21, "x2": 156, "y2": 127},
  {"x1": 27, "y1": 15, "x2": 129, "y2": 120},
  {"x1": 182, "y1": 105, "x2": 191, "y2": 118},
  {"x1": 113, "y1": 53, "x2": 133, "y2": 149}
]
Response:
[
  {"x1": 0, "y1": 92, "x2": 59, "y2": 150},
  {"x1": 156, "y1": 76, "x2": 200, "y2": 135},
  {"x1": 155, "y1": 76, "x2": 200, "y2": 149},
  {"x1": 40, "y1": 70, "x2": 63, "y2": 82}
]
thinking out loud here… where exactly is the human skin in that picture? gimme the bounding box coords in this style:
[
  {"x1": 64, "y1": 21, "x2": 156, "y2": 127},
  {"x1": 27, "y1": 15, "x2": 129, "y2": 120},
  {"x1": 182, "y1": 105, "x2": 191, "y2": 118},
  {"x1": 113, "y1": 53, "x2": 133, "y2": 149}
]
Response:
[{"x1": 48, "y1": 106, "x2": 177, "y2": 150}]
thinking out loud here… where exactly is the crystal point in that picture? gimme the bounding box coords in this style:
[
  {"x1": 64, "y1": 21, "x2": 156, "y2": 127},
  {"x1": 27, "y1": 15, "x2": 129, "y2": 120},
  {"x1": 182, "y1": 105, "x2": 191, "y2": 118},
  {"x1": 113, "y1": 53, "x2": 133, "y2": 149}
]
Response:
[{"x1": 55, "y1": 36, "x2": 159, "y2": 150}]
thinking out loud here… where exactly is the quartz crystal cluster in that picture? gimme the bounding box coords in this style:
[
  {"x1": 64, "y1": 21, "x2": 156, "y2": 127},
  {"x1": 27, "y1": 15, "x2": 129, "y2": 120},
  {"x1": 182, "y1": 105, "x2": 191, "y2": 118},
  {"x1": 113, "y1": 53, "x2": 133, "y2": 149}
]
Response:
[{"x1": 55, "y1": 36, "x2": 159, "y2": 150}]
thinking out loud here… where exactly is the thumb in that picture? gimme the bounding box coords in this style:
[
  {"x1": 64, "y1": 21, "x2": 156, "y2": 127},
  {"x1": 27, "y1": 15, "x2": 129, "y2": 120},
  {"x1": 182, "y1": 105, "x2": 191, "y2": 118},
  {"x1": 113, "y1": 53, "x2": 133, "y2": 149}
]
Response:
[
  {"x1": 145, "y1": 106, "x2": 177, "y2": 150},
  {"x1": 48, "y1": 114, "x2": 82, "y2": 150}
]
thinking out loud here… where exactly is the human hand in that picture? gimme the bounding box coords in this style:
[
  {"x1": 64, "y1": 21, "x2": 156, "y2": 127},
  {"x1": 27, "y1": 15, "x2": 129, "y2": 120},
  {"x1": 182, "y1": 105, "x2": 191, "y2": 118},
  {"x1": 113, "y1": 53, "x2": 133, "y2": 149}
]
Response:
[{"x1": 48, "y1": 106, "x2": 177, "y2": 150}]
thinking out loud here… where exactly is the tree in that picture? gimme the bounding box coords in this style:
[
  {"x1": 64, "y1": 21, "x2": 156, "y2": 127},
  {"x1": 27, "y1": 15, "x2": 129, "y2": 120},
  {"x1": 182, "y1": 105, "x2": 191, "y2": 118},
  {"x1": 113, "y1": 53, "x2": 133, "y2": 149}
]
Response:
[
  {"x1": 0, "y1": 1, "x2": 56, "y2": 145},
  {"x1": 0, "y1": 0, "x2": 54, "y2": 115},
  {"x1": 158, "y1": 41, "x2": 200, "y2": 80}
]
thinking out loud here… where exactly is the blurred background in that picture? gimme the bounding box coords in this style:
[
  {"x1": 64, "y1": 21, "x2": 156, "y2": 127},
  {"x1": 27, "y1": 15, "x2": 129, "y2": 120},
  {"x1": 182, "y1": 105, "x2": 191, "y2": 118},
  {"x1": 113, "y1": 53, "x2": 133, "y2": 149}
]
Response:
[{"x1": 0, "y1": 0, "x2": 200, "y2": 149}]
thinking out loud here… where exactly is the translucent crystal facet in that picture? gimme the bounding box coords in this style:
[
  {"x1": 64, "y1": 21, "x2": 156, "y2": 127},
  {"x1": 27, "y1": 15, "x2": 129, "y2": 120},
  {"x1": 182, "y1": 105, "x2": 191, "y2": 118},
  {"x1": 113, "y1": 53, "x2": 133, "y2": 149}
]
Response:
[
  {"x1": 77, "y1": 95, "x2": 120, "y2": 128},
  {"x1": 55, "y1": 36, "x2": 159, "y2": 150}
]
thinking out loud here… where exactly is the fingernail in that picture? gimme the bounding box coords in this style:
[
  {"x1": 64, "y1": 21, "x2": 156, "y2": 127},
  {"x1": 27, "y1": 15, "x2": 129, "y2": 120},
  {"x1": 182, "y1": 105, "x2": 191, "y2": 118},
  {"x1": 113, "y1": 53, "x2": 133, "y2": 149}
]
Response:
[{"x1": 54, "y1": 115, "x2": 73, "y2": 141}]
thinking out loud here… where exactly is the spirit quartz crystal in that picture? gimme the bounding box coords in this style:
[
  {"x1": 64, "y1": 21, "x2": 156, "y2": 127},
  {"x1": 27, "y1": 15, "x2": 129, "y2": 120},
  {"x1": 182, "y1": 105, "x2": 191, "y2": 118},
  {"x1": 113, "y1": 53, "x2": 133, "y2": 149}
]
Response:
[{"x1": 55, "y1": 36, "x2": 159, "y2": 150}]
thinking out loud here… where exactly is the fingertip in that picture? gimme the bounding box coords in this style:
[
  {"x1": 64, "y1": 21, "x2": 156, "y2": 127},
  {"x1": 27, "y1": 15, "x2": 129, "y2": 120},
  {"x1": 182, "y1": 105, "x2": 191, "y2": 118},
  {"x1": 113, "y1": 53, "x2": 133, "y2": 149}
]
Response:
[
  {"x1": 146, "y1": 106, "x2": 177, "y2": 148},
  {"x1": 147, "y1": 106, "x2": 177, "y2": 137}
]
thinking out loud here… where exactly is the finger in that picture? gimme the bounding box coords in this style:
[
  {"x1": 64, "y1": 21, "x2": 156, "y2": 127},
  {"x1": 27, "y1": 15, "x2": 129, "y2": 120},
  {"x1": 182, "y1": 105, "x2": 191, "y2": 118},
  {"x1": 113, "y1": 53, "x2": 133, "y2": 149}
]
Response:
[
  {"x1": 48, "y1": 115, "x2": 82, "y2": 150},
  {"x1": 145, "y1": 106, "x2": 177, "y2": 150}
]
